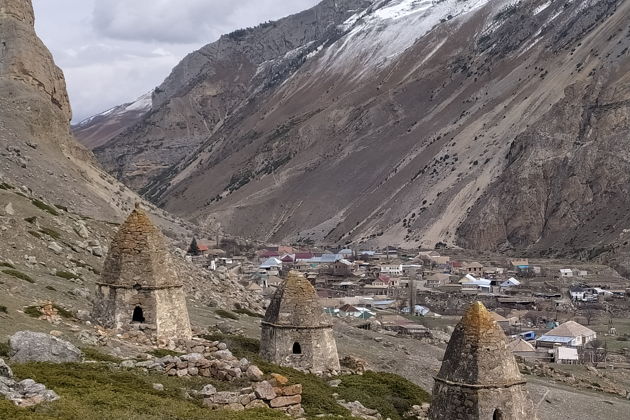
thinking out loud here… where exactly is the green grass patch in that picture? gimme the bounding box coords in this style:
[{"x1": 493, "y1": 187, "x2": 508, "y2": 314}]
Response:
[
  {"x1": 0, "y1": 305, "x2": 7, "y2": 314},
  {"x1": 55, "y1": 271, "x2": 79, "y2": 280},
  {"x1": 2, "y1": 363, "x2": 287, "y2": 420},
  {"x1": 24, "y1": 306, "x2": 42, "y2": 318},
  {"x1": 0, "y1": 262, "x2": 15, "y2": 269},
  {"x1": 234, "y1": 308, "x2": 264, "y2": 318},
  {"x1": 31, "y1": 199, "x2": 59, "y2": 216},
  {"x1": 28, "y1": 230, "x2": 42, "y2": 239},
  {"x1": 82, "y1": 347, "x2": 122, "y2": 364},
  {"x1": 40, "y1": 228, "x2": 62, "y2": 240},
  {"x1": 53, "y1": 305, "x2": 74, "y2": 319},
  {"x1": 337, "y1": 371, "x2": 431, "y2": 420},
  {"x1": 0, "y1": 341, "x2": 9, "y2": 357},
  {"x1": 215, "y1": 309, "x2": 239, "y2": 320},
  {"x1": 148, "y1": 349, "x2": 184, "y2": 358},
  {"x1": 2, "y1": 269, "x2": 35, "y2": 283}
]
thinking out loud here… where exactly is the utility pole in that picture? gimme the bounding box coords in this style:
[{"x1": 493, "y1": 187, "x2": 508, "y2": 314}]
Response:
[{"x1": 409, "y1": 267, "x2": 418, "y2": 316}]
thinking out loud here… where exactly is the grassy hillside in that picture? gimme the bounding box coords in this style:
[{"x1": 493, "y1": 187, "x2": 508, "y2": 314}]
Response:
[{"x1": 0, "y1": 336, "x2": 430, "y2": 420}]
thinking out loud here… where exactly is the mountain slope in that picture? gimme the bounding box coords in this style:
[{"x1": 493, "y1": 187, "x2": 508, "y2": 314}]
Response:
[
  {"x1": 80, "y1": 0, "x2": 630, "y2": 263},
  {"x1": 0, "y1": 0, "x2": 262, "y2": 312},
  {"x1": 84, "y1": 0, "x2": 372, "y2": 190}
]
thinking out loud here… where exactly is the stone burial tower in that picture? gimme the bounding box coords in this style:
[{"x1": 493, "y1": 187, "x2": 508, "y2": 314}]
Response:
[
  {"x1": 429, "y1": 302, "x2": 537, "y2": 420},
  {"x1": 260, "y1": 271, "x2": 340, "y2": 373},
  {"x1": 92, "y1": 204, "x2": 192, "y2": 341}
]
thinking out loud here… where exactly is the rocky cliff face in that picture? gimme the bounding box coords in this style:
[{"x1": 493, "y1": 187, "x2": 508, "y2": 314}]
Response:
[
  {"x1": 0, "y1": 0, "x2": 262, "y2": 311},
  {"x1": 79, "y1": 0, "x2": 630, "y2": 263}
]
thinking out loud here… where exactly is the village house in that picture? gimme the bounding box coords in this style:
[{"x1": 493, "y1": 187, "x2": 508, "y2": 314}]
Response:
[
  {"x1": 458, "y1": 261, "x2": 484, "y2": 275},
  {"x1": 559, "y1": 268, "x2": 574, "y2": 277},
  {"x1": 425, "y1": 273, "x2": 450, "y2": 288},
  {"x1": 332, "y1": 259, "x2": 353, "y2": 277},
  {"x1": 380, "y1": 264, "x2": 403, "y2": 276},
  {"x1": 537, "y1": 321, "x2": 597, "y2": 348},
  {"x1": 553, "y1": 347, "x2": 579, "y2": 364},
  {"x1": 509, "y1": 258, "x2": 529, "y2": 267},
  {"x1": 338, "y1": 249, "x2": 354, "y2": 259},
  {"x1": 507, "y1": 338, "x2": 538, "y2": 360},
  {"x1": 259, "y1": 257, "x2": 282, "y2": 273},
  {"x1": 500, "y1": 277, "x2": 521, "y2": 289}
]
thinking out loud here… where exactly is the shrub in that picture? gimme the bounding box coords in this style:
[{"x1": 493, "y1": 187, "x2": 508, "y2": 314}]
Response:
[
  {"x1": 82, "y1": 347, "x2": 122, "y2": 363},
  {"x1": 234, "y1": 308, "x2": 264, "y2": 318},
  {"x1": 0, "y1": 262, "x2": 15, "y2": 269},
  {"x1": 0, "y1": 182, "x2": 14, "y2": 190},
  {"x1": 149, "y1": 349, "x2": 184, "y2": 358},
  {"x1": 53, "y1": 304, "x2": 74, "y2": 319},
  {"x1": 54, "y1": 204, "x2": 69, "y2": 212},
  {"x1": 0, "y1": 305, "x2": 7, "y2": 314},
  {"x1": 24, "y1": 216, "x2": 37, "y2": 224},
  {"x1": 24, "y1": 306, "x2": 41, "y2": 318},
  {"x1": 27, "y1": 230, "x2": 41, "y2": 239},
  {"x1": 40, "y1": 227, "x2": 61, "y2": 240},
  {"x1": 0, "y1": 341, "x2": 9, "y2": 357},
  {"x1": 337, "y1": 371, "x2": 431, "y2": 420},
  {"x1": 2, "y1": 269, "x2": 34, "y2": 283},
  {"x1": 56, "y1": 270, "x2": 79, "y2": 280},
  {"x1": 215, "y1": 309, "x2": 239, "y2": 320},
  {"x1": 31, "y1": 199, "x2": 59, "y2": 216},
  {"x1": 46, "y1": 285, "x2": 56, "y2": 291}
]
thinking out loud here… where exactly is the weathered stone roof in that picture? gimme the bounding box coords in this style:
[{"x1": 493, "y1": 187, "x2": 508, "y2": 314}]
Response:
[
  {"x1": 435, "y1": 301, "x2": 524, "y2": 387},
  {"x1": 100, "y1": 205, "x2": 182, "y2": 288},
  {"x1": 263, "y1": 272, "x2": 332, "y2": 328}
]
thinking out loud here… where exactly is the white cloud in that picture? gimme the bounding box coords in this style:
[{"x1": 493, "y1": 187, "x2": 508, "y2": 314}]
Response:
[{"x1": 32, "y1": 0, "x2": 320, "y2": 122}]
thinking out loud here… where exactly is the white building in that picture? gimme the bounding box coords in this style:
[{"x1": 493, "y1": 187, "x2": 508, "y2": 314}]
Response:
[
  {"x1": 554, "y1": 347, "x2": 579, "y2": 364},
  {"x1": 559, "y1": 269, "x2": 574, "y2": 277},
  {"x1": 537, "y1": 321, "x2": 597, "y2": 348},
  {"x1": 380, "y1": 264, "x2": 403, "y2": 276}
]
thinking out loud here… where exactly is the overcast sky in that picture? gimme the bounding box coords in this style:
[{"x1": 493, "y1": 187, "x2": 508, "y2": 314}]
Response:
[{"x1": 32, "y1": 0, "x2": 319, "y2": 122}]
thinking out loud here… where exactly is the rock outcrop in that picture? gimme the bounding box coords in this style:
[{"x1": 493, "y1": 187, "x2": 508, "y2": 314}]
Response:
[
  {"x1": 9, "y1": 331, "x2": 82, "y2": 364},
  {"x1": 0, "y1": 358, "x2": 59, "y2": 408}
]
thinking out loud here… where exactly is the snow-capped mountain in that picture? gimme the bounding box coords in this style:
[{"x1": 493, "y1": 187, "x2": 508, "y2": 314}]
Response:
[
  {"x1": 76, "y1": 0, "x2": 630, "y2": 274},
  {"x1": 73, "y1": 92, "x2": 152, "y2": 150}
]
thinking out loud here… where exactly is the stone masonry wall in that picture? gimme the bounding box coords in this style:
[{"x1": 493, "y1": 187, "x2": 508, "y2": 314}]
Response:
[
  {"x1": 429, "y1": 382, "x2": 534, "y2": 420},
  {"x1": 260, "y1": 325, "x2": 340, "y2": 373},
  {"x1": 155, "y1": 288, "x2": 192, "y2": 340}
]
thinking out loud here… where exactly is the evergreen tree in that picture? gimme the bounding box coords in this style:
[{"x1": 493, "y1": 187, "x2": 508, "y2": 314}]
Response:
[{"x1": 188, "y1": 237, "x2": 201, "y2": 256}]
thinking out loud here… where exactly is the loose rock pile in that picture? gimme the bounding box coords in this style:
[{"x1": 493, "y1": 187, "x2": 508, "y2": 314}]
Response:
[
  {"x1": 0, "y1": 358, "x2": 59, "y2": 407},
  {"x1": 202, "y1": 374, "x2": 304, "y2": 416}
]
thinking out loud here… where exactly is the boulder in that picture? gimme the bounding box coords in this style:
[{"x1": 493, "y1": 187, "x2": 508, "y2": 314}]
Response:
[
  {"x1": 254, "y1": 381, "x2": 276, "y2": 400},
  {"x1": 200, "y1": 384, "x2": 217, "y2": 396},
  {"x1": 246, "y1": 364, "x2": 264, "y2": 381},
  {"x1": 270, "y1": 395, "x2": 302, "y2": 408},
  {"x1": 0, "y1": 359, "x2": 13, "y2": 378},
  {"x1": 4, "y1": 202, "x2": 14, "y2": 216},
  {"x1": 9, "y1": 331, "x2": 82, "y2": 364},
  {"x1": 47, "y1": 241, "x2": 63, "y2": 254}
]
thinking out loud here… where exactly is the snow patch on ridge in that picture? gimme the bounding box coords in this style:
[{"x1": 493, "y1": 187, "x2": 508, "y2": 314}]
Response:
[
  {"x1": 77, "y1": 92, "x2": 152, "y2": 127},
  {"x1": 316, "y1": 0, "x2": 492, "y2": 79}
]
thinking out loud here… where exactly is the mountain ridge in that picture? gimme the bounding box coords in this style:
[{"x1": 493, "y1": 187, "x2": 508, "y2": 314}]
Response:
[{"x1": 76, "y1": 0, "x2": 630, "y2": 273}]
